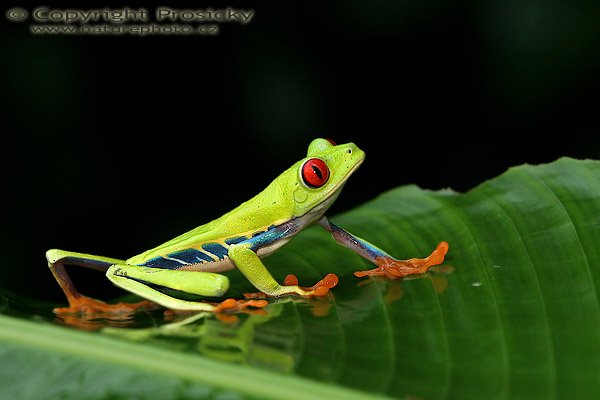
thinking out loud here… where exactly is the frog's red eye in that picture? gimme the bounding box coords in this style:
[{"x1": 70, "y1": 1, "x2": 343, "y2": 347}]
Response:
[
  {"x1": 301, "y1": 158, "x2": 330, "y2": 188},
  {"x1": 325, "y1": 138, "x2": 336, "y2": 145}
]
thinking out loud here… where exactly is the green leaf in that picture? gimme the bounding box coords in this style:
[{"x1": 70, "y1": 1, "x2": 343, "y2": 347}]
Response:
[{"x1": 2, "y1": 157, "x2": 600, "y2": 399}]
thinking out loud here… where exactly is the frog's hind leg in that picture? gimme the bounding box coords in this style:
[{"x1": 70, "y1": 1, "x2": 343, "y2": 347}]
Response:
[
  {"x1": 105, "y1": 264, "x2": 266, "y2": 312},
  {"x1": 46, "y1": 249, "x2": 157, "y2": 315}
]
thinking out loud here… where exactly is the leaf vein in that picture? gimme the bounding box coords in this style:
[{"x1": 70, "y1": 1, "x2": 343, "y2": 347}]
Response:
[
  {"x1": 480, "y1": 184, "x2": 558, "y2": 400},
  {"x1": 437, "y1": 197, "x2": 511, "y2": 399}
]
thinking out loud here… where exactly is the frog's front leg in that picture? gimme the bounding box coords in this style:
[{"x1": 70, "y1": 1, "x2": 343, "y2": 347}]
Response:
[
  {"x1": 318, "y1": 216, "x2": 449, "y2": 279},
  {"x1": 229, "y1": 243, "x2": 338, "y2": 299}
]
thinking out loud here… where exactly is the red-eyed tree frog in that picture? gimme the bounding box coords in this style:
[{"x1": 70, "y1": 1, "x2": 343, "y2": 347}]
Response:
[{"x1": 47, "y1": 139, "x2": 448, "y2": 314}]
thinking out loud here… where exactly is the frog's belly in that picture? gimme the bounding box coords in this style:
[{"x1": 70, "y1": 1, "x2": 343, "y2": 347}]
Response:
[{"x1": 178, "y1": 257, "x2": 235, "y2": 273}]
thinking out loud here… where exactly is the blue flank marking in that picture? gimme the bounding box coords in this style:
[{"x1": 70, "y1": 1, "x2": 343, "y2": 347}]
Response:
[
  {"x1": 247, "y1": 226, "x2": 287, "y2": 251},
  {"x1": 141, "y1": 257, "x2": 186, "y2": 270},
  {"x1": 140, "y1": 248, "x2": 213, "y2": 269},
  {"x1": 251, "y1": 224, "x2": 276, "y2": 238},
  {"x1": 171, "y1": 248, "x2": 214, "y2": 263},
  {"x1": 140, "y1": 224, "x2": 290, "y2": 269},
  {"x1": 202, "y1": 243, "x2": 229, "y2": 259},
  {"x1": 225, "y1": 236, "x2": 247, "y2": 245}
]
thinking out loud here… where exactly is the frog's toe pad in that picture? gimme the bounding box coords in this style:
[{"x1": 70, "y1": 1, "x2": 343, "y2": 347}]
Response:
[
  {"x1": 284, "y1": 274, "x2": 299, "y2": 286},
  {"x1": 311, "y1": 273, "x2": 339, "y2": 291},
  {"x1": 303, "y1": 273, "x2": 339, "y2": 297}
]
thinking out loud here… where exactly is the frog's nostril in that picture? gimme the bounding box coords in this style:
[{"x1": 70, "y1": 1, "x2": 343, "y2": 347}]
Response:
[{"x1": 347, "y1": 148, "x2": 353, "y2": 154}]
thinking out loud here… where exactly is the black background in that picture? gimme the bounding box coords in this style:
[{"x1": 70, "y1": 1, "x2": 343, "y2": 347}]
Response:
[{"x1": 2, "y1": 1, "x2": 599, "y2": 302}]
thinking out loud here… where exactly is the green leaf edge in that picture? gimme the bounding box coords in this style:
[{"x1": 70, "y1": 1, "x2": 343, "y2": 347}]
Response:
[
  {"x1": 6, "y1": 157, "x2": 595, "y2": 399},
  {"x1": 0, "y1": 314, "x2": 392, "y2": 400}
]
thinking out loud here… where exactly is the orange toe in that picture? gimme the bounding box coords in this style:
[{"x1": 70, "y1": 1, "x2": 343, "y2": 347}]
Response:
[
  {"x1": 424, "y1": 241, "x2": 449, "y2": 268},
  {"x1": 284, "y1": 274, "x2": 299, "y2": 286}
]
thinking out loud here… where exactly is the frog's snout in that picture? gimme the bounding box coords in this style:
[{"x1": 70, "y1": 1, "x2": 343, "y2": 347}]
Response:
[{"x1": 345, "y1": 143, "x2": 365, "y2": 164}]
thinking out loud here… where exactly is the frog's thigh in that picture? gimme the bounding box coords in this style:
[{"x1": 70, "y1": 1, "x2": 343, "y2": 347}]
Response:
[{"x1": 106, "y1": 264, "x2": 229, "y2": 311}]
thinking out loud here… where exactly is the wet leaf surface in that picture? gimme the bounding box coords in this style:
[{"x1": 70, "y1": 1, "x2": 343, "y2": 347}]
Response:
[{"x1": 2, "y1": 157, "x2": 599, "y2": 399}]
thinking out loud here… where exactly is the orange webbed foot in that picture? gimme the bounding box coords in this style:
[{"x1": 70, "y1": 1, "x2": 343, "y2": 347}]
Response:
[
  {"x1": 284, "y1": 273, "x2": 339, "y2": 296},
  {"x1": 354, "y1": 241, "x2": 449, "y2": 279},
  {"x1": 213, "y1": 298, "x2": 269, "y2": 313},
  {"x1": 54, "y1": 295, "x2": 159, "y2": 316}
]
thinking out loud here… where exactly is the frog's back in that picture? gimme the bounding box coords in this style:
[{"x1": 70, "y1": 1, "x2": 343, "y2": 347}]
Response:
[{"x1": 125, "y1": 181, "x2": 294, "y2": 268}]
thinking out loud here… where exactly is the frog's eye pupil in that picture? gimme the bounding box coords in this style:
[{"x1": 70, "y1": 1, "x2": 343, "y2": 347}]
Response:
[
  {"x1": 301, "y1": 158, "x2": 330, "y2": 188},
  {"x1": 312, "y1": 165, "x2": 323, "y2": 179}
]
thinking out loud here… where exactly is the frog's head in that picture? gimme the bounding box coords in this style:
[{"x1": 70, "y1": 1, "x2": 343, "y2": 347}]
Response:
[{"x1": 289, "y1": 138, "x2": 365, "y2": 219}]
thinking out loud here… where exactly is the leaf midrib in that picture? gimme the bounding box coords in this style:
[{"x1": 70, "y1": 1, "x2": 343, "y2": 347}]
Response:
[{"x1": 0, "y1": 314, "x2": 391, "y2": 400}]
